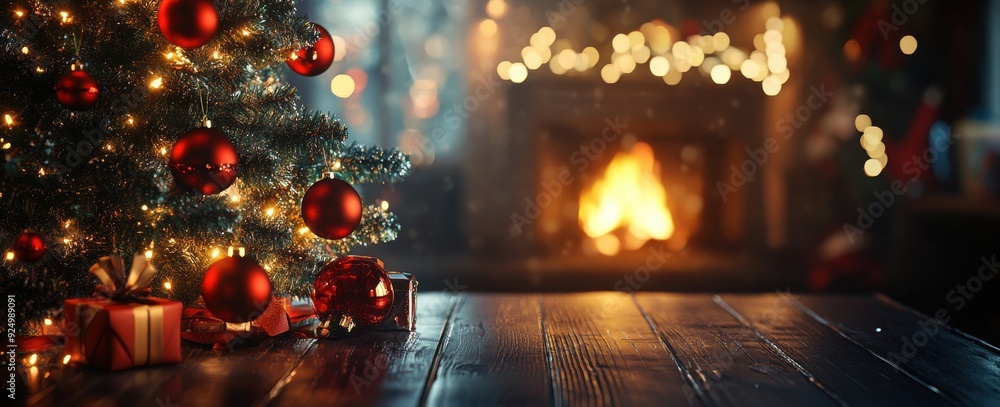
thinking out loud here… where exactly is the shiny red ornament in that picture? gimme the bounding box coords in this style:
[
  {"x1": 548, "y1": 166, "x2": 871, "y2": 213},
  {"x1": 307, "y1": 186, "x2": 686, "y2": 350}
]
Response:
[
  {"x1": 157, "y1": 0, "x2": 219, "y2": 49},
  {"x1": 169, "y1": 127, "x2": 239, "y2": 194},
  {"x1": 312, "y1": 256, "x2": 393, "y2": 337},
  {"x1": 201, "y1": 255, "x2": 273, "y2": 323},
  {"x1": 301, "y1": 178, "x2": 362, "y2": 240},
  {"x1": 55, "y1": 69, "x2": 99, "y2": 111},
  {"x1": 12, "y1": 231, "x2": 46, "y2": 263},
  {"x1": 286, "y1": 23, "x2": 335, "y2": 76}
]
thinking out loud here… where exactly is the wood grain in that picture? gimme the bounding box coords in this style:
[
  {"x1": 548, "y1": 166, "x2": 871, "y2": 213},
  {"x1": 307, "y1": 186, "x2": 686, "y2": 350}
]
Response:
[
  {"x1": 634, "y1": 293, "x2": 838, "y2": 407},
  {"x1": 540, "y1": 292, "x2": 690, "y2": 406},
  {"x1": 266, "y1": 292, "x2": 456, "y2": 407},
  {"x1": 423, "y1": 294, "x2": 550, "y2": 407},
  {"x1": 718, "y1": 294, "x2": 957, "y2": 406},
  {"x1": 791, "y1": 294, "x2": 1000, "y2": 406}
]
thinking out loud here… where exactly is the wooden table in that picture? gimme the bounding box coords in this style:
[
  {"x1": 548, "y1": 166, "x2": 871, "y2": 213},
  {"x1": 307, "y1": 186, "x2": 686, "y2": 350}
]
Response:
[{"x1": 13, "y1": 293, "x2": 1000, "y2": 406}]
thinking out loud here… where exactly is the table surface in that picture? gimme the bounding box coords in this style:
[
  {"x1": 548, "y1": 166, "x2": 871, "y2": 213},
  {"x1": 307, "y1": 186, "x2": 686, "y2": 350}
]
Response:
[{"x1": 12, "y1": 292, "x2": 1000, "y2": 407}]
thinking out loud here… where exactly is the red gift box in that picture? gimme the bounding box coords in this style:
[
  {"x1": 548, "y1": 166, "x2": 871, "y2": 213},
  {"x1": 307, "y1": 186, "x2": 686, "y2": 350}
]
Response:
[{"x1": 64, "y1": 297, "x2": 182, "y2": 371}]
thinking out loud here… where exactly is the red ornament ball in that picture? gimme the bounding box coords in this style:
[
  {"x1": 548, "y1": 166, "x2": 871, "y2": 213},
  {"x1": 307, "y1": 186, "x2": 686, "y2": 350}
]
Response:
[
  {"x1": 169, "y1": 127, "x2": 239, "y2": 194},
  {"x1": 286, "y1": 23, "x2": 335, "y2": 76},
  {"x1": 301, "y1": 178, "x2": 362, "y2": 240},
  {"x1": 55, "y1": 69, "x2": 99, "y2": 111},
  {"x1": 312, "y1": 256, "x2": 393, "y2": 337},
  {"x1": 12, "y1": 232, "x2": 46, "y2": 263},
  {"x1": 157, "y1": 0, "x2": 219, "y2": 49},
  {"x1": 201, "y1": 255, "x2": 273, "y2": 323}
]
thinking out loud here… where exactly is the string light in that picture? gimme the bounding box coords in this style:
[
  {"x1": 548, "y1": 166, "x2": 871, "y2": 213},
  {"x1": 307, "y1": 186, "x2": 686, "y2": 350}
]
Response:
[
  {"x1": 28, "y1": 354, "x2": 37, "y2": 366},
  {"x1": 62, "y1": 355, "x2": 71, "y2": 364},
  {"x1": 35, "y1": 66, "x2": 44, "y2": 73},
  {"x1": 4, "y1": 114, "x2": 12, "y2": 126},
  {"x1": 332, "y1": 160, "x2": 342, "y2": 170},
  {"x1": 263, "y1": 264, "x2": 272, "y2": 271},
  {"x1": 163, "y1": 281, "x2": 172, "y2": 290},
  {"x1": 21, "y1": 46, "x2": 28, "y2": 54},
  {"x1": 63, "y1": 238, "x2": 71, "y2": 244},
  {"x1": 141, "y1": 204, "x2": 149, "y2": 211},
  {"x1": 298, "y1": 227, "x2": 310, "y2": 235},
  {"x1": 59, "y1": 11, "x2": 71, "y2": 23},
  {"x1": 160, "y1": 147, "x2": 168, "y2": 156},
  {"x1": 241, "y1": 29, "x2": 251, "y2": 36},
  {"x1": 230, "y1": 195, "x2": 240, "y2": 203},
  {"x1": 149, "y1": 77, "x2": 163, "y2": 89},
  {"x1": 144, "y1": 250, "x2": 153, "y2": 259},
  {"x1": 380, "y1": 201, "x2": 389, "y2": 211},
  {"x1": 5, "y1": 252, "x2": 13, "y2": 260},
  {"x1": 265, "y1": 207, "x2": 276, "y2": 217},
  {"x1": 211, "y1": 248, "x2": 221, "y2": 258},
  {"x1": 1, "y1": 142, "x2": 9, "y2": 150},
  {"x1": 14, "y1": 10, "x2": 24, "y2": 17},
  {"x1": 43, "y1": 318, "x2": 52, "y2": 326}
]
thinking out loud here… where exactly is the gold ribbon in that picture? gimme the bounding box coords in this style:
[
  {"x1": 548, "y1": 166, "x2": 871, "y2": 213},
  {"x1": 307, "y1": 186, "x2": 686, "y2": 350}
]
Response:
[
  {"x1": 89, "y1": 254, "x2": 156, "y2": 302},
  {"x1": 132, "y1": 305, "x2": 164, "y2": 365}
]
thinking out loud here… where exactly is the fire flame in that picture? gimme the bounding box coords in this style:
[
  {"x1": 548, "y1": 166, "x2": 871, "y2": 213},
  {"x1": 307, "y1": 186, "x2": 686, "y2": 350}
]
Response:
[{"x1": 579, "y1": 142, "x2": 674, "y2": 255}]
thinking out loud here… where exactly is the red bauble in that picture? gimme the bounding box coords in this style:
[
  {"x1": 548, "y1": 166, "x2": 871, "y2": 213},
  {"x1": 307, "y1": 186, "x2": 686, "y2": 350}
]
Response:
[
  {"x1": 312, "y1": 256, "x2": 393, "y2": 337},
  {"x1": 286, "y1": 23, "x2": 335, "y2": 76},
  {"x1": 169, "y1": 127, "x2": 239, "y2": 194},
  {"x1": 201, "y1": 256, "x2": 273, "y2": 323},
  {"x1": 55, "y1": 69, "x2": 99, "y2": 111},
  {"x1": 157, "y1": 0, "x2": 219, "y2": 49},
  {"x1": 301, "y1": 178, "x2": 362, "y2": 240},
  {"x1": 12, "y1": 231, "x2": 46, "y2": 263}
]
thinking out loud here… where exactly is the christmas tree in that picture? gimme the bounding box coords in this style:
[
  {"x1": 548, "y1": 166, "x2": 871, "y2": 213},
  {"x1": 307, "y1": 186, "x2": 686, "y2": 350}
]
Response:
[{"x1": 0, "y1": 0, "x2": 409, "y2": 329}]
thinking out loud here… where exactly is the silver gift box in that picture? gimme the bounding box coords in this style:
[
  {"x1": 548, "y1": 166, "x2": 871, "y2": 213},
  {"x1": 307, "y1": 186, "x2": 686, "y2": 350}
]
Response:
[{"x1": 378, "y1": 271, "x2": 417, "y2": 331}]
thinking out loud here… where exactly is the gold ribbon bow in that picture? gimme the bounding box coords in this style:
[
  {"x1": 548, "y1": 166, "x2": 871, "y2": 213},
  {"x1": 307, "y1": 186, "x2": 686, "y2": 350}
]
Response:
[{"x1": 89, "y1": 254, "x2": 157, "y2": 302}]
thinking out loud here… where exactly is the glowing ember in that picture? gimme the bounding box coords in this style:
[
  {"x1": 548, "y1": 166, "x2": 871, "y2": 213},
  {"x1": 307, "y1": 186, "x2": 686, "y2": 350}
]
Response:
[{"x1": 579, "y1": 142, "x2": 674, "y2": 255}]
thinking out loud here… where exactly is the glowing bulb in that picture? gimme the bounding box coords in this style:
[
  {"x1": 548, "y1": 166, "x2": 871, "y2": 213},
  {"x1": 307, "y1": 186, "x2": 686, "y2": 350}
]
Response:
[
  {"x1": 264, "y1": 264, "x2": 272, "y2": 271},
  {"x1": 332, "y1": 160, "x2": 343, "y2": 170},
  {"x1": 241, "y1": 29, "x2": 251, "y2": 36},
  {"x1": 2, "y1": 143, "x2": 10, "y2": 150},
  {"x1": 230, "y1": 195, "x2": 240, "y2": 203},
  {"x1": 59, "y1": 11, "x2": 70, "y2": 23},
  {"x1": 211, "y1": 248, "x2": 221, "y2": 258},
  {"x1": 508, "y1": 62, "x2": 527, "y2": 83},
  {"x1": 5, "y1": 252, "x2": 13, "y2": 260},
  {"x1": 265, "y1": 207, "x2": 275, "y2": 216},
  {"x1": 29, "y1": 354, "x2": 37, "y2": 366},
  {"x1": 899, "y1": 35, "x2": 917, "y2": 55},
  {"x1": 298, "y1": 227, "x2": 310, "y2": 235},
  {"x1": 141, "y1": 205, "x2": 149, "y2": 211},
  {"x1": 864, "y1": 158, "x2": 883, "y2": 177},
  {"x1": 149, "y1": 77, "x2": 163, "y2": 89},
  {"x1": 855, "y1": 114, "x2": 872, "y2": 132},
  {"x1": 44, "y1": 318, "x2": 52, "y2": 326},
  {"x1": 380, "y1": 200, "x2": 389, "y2": 211},
  {"x1": 163, "y1": 281, "x2": 172, "y2": 290},
  {"x1": 762, "y1": 76, "x2": 781, "y2": 96},
  {"x1": 63, "y1": 238, "x2": 70, "y2": 244},
  {"x1": 496, "y1": 61, "x2": 512, "y2": 80},
  {"x1": 479, "y1": 19, "x2": 497, "y2": 37},
  {"x1": 330, "y1": 74, "x2": 356, "y2": 98},
  {"x1": 612, "y1": 34, "x2": 630, "y2": 53},
  {"x1": 21, "y1": 46, "x2": 28, "y2": 54},
  {"x1": 127, "y1": 117, "x2": 134, "y2": 125},
  {"x1": 144, "y1": 250, "x2": 153, "y2": 259},
  {"x1": 160, "y1": 147, "x2": 167, "y2": 155},
  {"x1": 212, "y1": 50, "x2": 222, "y2": 59},
  {"x1": 4, "y1": 114, "x2": 12, "y2": 126},
  {"x1": 62, "y1": 355, "x2": 71, "y2": 364},
  {"x1": 15, "y1": 10, "x2": 24, "y2": 17},
  {"x1": 710, "y1": 65, "x2": 731, "y2": 84},
  {"x1": 485, "y1": 0, "x2": 507, "y2": 18}
]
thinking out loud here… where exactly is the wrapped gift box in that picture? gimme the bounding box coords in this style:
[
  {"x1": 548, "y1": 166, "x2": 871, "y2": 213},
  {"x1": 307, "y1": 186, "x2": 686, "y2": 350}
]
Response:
[
  {"x1": 382, "y1": 272, "x2": 417, "y2": 332},
  {"x1": 64, "y1": 297, "x2": 182, "y2": 371}
]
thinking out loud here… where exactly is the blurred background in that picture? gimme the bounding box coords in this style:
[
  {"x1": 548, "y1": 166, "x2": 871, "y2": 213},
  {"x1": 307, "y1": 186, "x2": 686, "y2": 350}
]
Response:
[{"x1": 288, "y1": 0, "x2": 1000, "y2": 343}]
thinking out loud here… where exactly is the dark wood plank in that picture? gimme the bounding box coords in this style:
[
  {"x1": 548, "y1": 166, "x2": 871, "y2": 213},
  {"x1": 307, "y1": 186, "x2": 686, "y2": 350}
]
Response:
[
  {"x1": 540, "y1": 292, "x2": 690, "y2": 406},
  {"x1": 634, "y1": 293, "x2": 839, "y2": 407},
  {"x1": 28, "y1": 336, "x2": 315, "y2": 407},
  {"x1": 718, "y1": 294, "x2": 957, "y2": 406},
  {"x1": 424, "y1": 294, "x2": 550, "y2": 406},
  {"x1": 266, "y1": 292, "x2": 456, "y2": 407},
  {"x1": 790, "y1": 294, "x2": 1000, "y2": 406}
]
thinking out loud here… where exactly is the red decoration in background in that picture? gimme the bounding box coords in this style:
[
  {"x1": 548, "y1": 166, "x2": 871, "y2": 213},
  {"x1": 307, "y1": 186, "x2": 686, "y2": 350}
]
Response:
[
  {"x1": 286, "y1": 23, "x2": 335, "y2": 76},
  {"x1": 169, "y1": 127, "x2": 239, "y2": 194},
  {"x1": 301, "y1": 178, "x2": 362, "y2": 240},
  {"x1": 312, "y1": 256, "x2": 393, "y2": 337},
  {"x1": 200, "y1": 255, "x2": 273, "y2": 323},
  {"x1": 55, "y1": 69, "x2": 99, "y2": 111},
  {"x1": 13, "y1": 231, "x2": 46, "y2": 262},
  {"x1": 157, "y1": 0, "x2": 219, "y2": 49}
]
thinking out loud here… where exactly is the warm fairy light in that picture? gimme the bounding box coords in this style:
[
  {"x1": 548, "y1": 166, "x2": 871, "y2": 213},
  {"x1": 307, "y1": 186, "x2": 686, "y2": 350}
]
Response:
[
  {"x1": 141, "y1": 204, "x2": 149, "y2": 211},
  {"x1": 105, "y1": 144, "x2": 113, "y2": 151},
  {"x1": 29, "y1": 354, "x2": 37, "y2": 366},
  {"x1": 332, "y1": 159, "x2": 342, "y2": 170},
  {"x1": 740, "y1": 59, "x2": 761, "y2": 79},
  {"x1": 212, "y1": 50, "x2": 222, "y2": 59},
  {"x1": 39, "y1": 168, "x2": 46, "y2": 176},
  {"x1": 1, "y1": 142, "x2": 9, "y2": 150},
  {"x1": 211, "y1": 248, "x2": 221, "y2": 258},
  {"x1": 160, "y1": 147, "x2": 168, "y2": 155},
  {"x1": 4, "y1": 114, "x2": 12, "y2": 126},
  {"x1": 710, "y1": 65, "x2": 731, "y2": 84},
  {"x1": 163, "y1": 281, "x2": 172, "y2": 290},
  {"x1": 298, "y1": 226, "x2": 310, "y2": 235},
  {"x1": 380, "y1": 200, "x2": 389, "y2": 211},
  {"x1": 485, "y1": 0, "x2": 507, "y2": 18},
  {"x1": 5, "y1": 252, "x2": 13, "y2": 261},
  {"x1": 35, "y1": 66, "x2": 44, "y2": 73},
  {"x1": 14, "y1": 10, "x2": 24, "y2": 17},
  {"x1": 263, "y1": 264, "x2": 272, "y2": 271},
  {"x1": 479, "y1": 19, "x2": 497, "y2": 37},
  {"x1": 612, "y1": 34, "x2": 630, "y2": 53},
  {"x1": 496, "y1": 60, "x2": 512, "y2": 80},
  {"x1": 230, "y1": 195, "x2": 240, "y2": 203},
  {"x1": 843, "y1": 39, "x2": 861, "y2": 62},
  {"x1": 60, "y1": 11, "x2": 71, "y2": 23},
  {"x1": 330, "y1": 74, "x2": 356, "y2": 98},
  {"x1": 508, "y1": 62, "x2": 527, "y2": 83},
  {"x1": 63, "y1": 238, "x2": 71, "y2": 244},
  {"x1": 165, "y1": 52, "x2": 174, "y2": 60},
  {"x1": 21, "y1": 46, "x2": 29, "y2": 54},
  {"x1": 241, "y1": 29, "x2": 251, "y2": 36},
  {"x1": 600, "y1": 64, "x2": 620, "y2": 84},
  {"x1": 900, "y1": 35, "x2": 918, "y2": 55},
  {"x1": 144, "y1": 250, "x2": 153, "y2": 259},
  {"x1": 864, "y1": 158, "x2": 883, "y2": 177},
  {"x1": 265, "y1": 207, "x2": 276, "y2": 217},
  {"x1": 62, "y1": 355, "x2": 71, "y2": 364},
  {"x1": 43, "y1": 318, "x2": 52, "y2": 326},
  {"x1": 762, "y1": 76, "x2": 781, "y2": 96},
  {"x1": 149, "y1": 77, "x2": 163, "y2": 89},
  {"x1": 855, "y1": 114, "x2": 872, "y2": 132}
]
